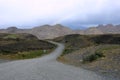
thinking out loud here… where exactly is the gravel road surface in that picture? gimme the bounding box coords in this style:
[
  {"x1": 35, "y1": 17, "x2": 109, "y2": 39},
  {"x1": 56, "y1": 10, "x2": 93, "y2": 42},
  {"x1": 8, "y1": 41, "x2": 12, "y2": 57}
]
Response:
[{"x1": 0, "y1": 41, "x2": 105, "y2": 80}]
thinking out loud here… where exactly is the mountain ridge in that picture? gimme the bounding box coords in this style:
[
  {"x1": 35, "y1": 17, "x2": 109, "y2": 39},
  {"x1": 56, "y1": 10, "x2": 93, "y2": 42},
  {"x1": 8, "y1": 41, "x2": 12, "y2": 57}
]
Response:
[{"x1": 0, "y1": 24, "x2": 120, "y2": 39}]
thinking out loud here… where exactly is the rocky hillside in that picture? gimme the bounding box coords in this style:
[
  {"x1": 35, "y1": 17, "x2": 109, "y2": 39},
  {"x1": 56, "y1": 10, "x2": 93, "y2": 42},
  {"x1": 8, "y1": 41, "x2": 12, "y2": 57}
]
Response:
[
  {"x1": 31, "y1": 24, "x2": 74, "y2": 39},
  {"x1": 0, "y1": 24, "x2": 120, "y2": 39},
  {"x1": 53, "y1": 34, "x2": 120, "y2": 51},
  {"x1": 53, "y1": 34, "x2": 120, "y2": 80},
  {"x1": 96, "y1": 24, "x2": 120, "y2": 34},
  {"x1": 84, "y1": 27, "x2": 103, "y2": 34},
  {"x1": 0, "y1": 24, "x2": 74, "y2": 39},
  {"x1": 77, "y1": 24, "x2": 120, "y2": 35}
]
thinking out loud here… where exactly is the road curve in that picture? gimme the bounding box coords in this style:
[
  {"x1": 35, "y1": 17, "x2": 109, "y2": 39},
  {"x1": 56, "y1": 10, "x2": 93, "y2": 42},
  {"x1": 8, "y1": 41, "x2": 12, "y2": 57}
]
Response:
[{"x1": 0, "y1": 41, "x2": 105, "y2": 80}]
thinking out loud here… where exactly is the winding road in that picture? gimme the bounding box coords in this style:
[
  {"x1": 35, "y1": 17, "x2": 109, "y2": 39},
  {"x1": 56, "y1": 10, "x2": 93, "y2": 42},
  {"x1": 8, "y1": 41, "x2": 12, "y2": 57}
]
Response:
[{"x1": 0, "y1": 41, "x2": 105, "y2": 80}]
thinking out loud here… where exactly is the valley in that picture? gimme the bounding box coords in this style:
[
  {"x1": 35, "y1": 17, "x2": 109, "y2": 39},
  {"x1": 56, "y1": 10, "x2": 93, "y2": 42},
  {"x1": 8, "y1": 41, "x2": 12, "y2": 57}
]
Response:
[
  {"x1": 0, "y1": 0, "x2": 120, "y2": 80},
  {"x1": 0, "y1": 25, "x2": 119, "y2": 80}
]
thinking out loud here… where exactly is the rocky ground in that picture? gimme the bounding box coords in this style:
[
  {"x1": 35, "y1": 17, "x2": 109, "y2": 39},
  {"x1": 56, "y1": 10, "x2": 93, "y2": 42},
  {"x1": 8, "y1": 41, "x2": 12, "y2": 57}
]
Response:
[{"x1": 58, "y1": 44, "x2": 120, "y2": 80}]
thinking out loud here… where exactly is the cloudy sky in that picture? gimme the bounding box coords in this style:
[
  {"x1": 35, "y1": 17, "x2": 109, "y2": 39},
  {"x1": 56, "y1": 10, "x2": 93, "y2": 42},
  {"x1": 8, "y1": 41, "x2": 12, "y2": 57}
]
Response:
[{"x1": 0, "y1": 0, "x2": 120, "y2": 29}]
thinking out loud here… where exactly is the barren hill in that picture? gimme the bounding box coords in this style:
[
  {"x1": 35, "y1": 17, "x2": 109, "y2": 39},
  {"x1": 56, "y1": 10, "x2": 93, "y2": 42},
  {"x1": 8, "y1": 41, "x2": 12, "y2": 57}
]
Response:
[
  {"x1": 0, "y1": 24, "x2": 120, "y2": 39},
  {"x1": 31, "y1": 24, "x2": 74, "y2": 39},
  {"x1": 96, "y1": 24, "x2": 120, "y2": 34}
]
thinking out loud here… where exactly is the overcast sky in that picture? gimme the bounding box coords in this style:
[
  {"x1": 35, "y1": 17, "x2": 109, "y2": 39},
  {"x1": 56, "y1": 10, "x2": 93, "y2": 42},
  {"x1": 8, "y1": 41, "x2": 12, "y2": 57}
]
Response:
[{"x1": 0, "y1": 0, "x2": 120, "y2": 29}]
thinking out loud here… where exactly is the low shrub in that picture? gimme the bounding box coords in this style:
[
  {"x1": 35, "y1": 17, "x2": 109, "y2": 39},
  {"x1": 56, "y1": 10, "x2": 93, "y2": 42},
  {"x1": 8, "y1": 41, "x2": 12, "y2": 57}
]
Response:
[
  {"x1": 62, "y1": 49, "x2": 75, "y2": 56},
  {"x1": 83, "y1": 51, "x2": 105, "y2": 62}
]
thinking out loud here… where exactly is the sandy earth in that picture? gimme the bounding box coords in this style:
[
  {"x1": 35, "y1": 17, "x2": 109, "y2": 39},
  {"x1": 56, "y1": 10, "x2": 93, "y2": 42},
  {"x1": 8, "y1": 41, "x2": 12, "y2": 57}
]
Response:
[{"x1": 0, "y1": 42, "x2": 105, "y2": 80}]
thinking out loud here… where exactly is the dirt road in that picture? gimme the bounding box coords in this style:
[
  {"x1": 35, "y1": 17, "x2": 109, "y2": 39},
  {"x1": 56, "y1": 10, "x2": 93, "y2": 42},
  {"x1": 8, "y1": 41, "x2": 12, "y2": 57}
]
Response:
[{"x1": 0, "y1": 42, "x2": 105, "y2": 80}]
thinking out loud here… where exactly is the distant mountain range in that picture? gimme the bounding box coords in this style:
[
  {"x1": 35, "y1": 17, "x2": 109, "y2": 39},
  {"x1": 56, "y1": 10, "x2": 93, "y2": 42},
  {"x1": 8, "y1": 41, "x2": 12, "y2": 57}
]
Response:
[{"x1": 0, "y1": 24, "x2": 120, "y2": 39}]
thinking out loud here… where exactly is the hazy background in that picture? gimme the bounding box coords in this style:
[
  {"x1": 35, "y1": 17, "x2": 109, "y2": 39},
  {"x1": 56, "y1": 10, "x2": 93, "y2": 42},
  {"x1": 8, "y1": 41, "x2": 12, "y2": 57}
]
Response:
[{"x1": 0, "y1": 0, "x2": 120, "y2": 29}]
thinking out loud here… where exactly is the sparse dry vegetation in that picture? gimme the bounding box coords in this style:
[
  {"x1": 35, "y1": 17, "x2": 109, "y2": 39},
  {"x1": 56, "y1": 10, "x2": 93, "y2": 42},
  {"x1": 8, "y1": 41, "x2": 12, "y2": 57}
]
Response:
[
  {"x1": 0, "y1": 33, "x2": 56, "y2": 60},
  {"x1": 53, "y1": 34, "x2": 120, "y2": 79}
]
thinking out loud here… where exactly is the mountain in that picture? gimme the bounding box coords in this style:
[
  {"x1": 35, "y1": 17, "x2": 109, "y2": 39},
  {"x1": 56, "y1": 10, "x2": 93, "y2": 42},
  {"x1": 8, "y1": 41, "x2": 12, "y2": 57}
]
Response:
[
  {"x1": 0, "y1": 24, "x2": 120, "y2": 39},
  {"x1": 82, "y1": 24, "x2": 120, "y2": 34},
  {"x1": 0, "y1": 24, "x2": 74, "y2": 39},
  {"x1": 0, "y1": 26, "x2": 31, "y2": 34},
  {"x1": 84, "y1": 27, "x2": 103, "y2": 34},
  {"x1": 96, "y1": 24, "x2": 120, "y2": 34},
  {"x1": 79, "y1": 24, "x2": 120, "y2": 35},
  {"x1": 6, "y1": 27, "x2": 18, "y2": 33},
  {"x1": 31, "y1": 24, "x2": 74, "y2": 39}
]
